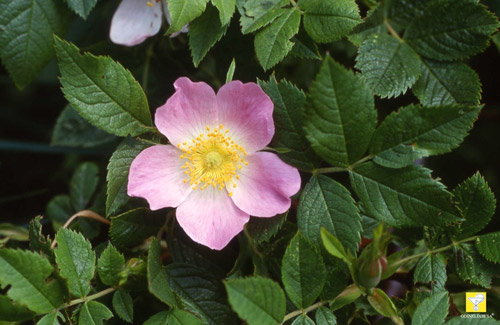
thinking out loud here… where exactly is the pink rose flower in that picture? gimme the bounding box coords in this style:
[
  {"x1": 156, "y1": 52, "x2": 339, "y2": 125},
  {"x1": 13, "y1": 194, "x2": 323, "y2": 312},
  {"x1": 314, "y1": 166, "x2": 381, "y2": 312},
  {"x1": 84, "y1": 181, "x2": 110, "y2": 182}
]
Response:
[
  {"x1": 110, "y1": 0, "x2": 188, "y2": 46},
  {"x1": 128, "y1": 78, "x2": 301, "y2": 250}
]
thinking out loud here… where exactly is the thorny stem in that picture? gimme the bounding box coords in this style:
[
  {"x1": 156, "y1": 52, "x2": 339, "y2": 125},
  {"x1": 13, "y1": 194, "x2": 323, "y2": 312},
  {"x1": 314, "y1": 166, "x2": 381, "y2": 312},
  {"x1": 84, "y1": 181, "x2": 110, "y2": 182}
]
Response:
[
  {"x1": 395, "y1": 235, "x2": 478, "y2": 266},
  {"x1": 59, "y1": 287, "x2": 116, "y2": 309},
  {"x1": 384, "y1": 19, "x2": 403, "y2": 42},
  {"x1": 50, "y1": 210, "x2": 110, "y2": 249},
  {"x1": 282, "y1": 301, "x2": 326, "y2": 323}
]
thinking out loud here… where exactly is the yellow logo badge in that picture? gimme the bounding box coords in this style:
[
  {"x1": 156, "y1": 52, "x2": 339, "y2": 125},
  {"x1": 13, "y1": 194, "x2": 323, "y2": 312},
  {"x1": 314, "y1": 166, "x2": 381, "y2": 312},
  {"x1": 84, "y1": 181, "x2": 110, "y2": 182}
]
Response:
[{"x1": 466, "y1": 292, "x2": 486, "y2": 312}]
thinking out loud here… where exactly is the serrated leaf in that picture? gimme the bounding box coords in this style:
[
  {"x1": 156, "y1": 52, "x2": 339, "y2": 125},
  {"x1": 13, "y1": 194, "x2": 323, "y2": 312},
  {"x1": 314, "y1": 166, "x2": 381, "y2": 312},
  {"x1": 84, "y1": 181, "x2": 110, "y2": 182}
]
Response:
[
  {"x1": 259, "y1": 76, "x2": 319, "y2": 171},
  {"x1": 97, "y1": 243, "x2": 125, "y2": 286},
  {"x1": 255, "y1": 8, "x2": 301, "y2": 70},
  {"x1": 70, "y1": 162, "x2": 99, "y2": 211},
  {"x1": 282, "y1": 233, "x2": 326, "y2": 308},
  {"x1": 298, "y1": 175, "x2": 361, "y2": 252},
  {"x1": 28, "y1": 216, "x2": 53, "y2": 259},
  {"x1": 52, "y1": 106, "x2": 116, "y2": 148},
  {"x1": 315, "y1": 306, "x2": 337, "y2": 325},
  {"x1": 240, "y1": 0, "x2": 287, "y2": 34},
  {"x1": 412, "y1": 291, "x2": 449, "y2": 325},
  {"x1": 168, "y1": 308, "x2": 204, "y2": 325},
  {"x1": 299, "y1": 0, "x2": 361, "y2": 43},
  {"x1": 54, "y1": 37, "x2": 153, "y2": 137},
  {"x1": 454, "y1": 243, "x2": 495, "y2": 288},
  {"x1": 413, "y1": 60, "x2": 481, "y2": 106},
  {"x1": 413, "y1": 254, "x2": 447, "y2": 292},
  {"x1": 167, "y1": 264, "x2": 237, "y2": 325},
  {"x1": 356, "y1": 34, "x2": 421, "y2": 98},
  {"x1": 453, "y1": 173, "x2": 496, "y2": 238},
  {"x1": 109, "y1": 208, "x2": 164, "y2": 249},
  {"x1": 112, "y1": 289, "x2": 133, "y2": 323},
  {"x1": 37, "y1": 311, "x2": 64, "y2": 325},
  {"x1": 476, "y1": 232, "x2": 500, "y2": 263},
  {"x1": 320, "y1": 229, "x2": 350, "y2": 265},
  {"x1": 0, "y1": 295, "x2": 35, "y2": 322},
  {"x1": 370, "y1": 104, "x2": 480, "y2": 168},
  {"x1": 0, "y1": 249, "x2": 64, "y2": 313},
  {"x1": 144, "y1": 311, "x2": 168, "y2": 325},
  {"x1": 147, "y1": 238, "x2": 176, "y2": 307},
  {"x1": 404, "y1": 0, "x2": 499, "y2": 61},
  {"x1": 64, "y1": 0, "x2": 97, "y2": 19},
  {"x1": 290, "y1": 28, "x2": 321, "y2": 60},
  {"x1": 367, "y1": 288, "x2": 403, "y2": 324},
  {"x1": 0, "y1": 0, "x2": 69, "y2": 89},
  {"x1": 349, "y1": 162, "x2": 458, "y2": 227},
  {"x1": 349, "y1": 5, "x2": 386, "y2": 46},
  {"x1": 167, "y1": 0, "x2": 208, "y2": 33},
  {"x1": 189, "y1": 4, "x2": 228, "y2": 67},
  {"x1": 78, "y1": 301, "x2": 113, "y2": 325},
  {"x1": 292, "y1": 314, "x2": 315, "y2": 325},
  {"x1": 245, "y1": 213, "x2": 287, "y2": 244},
  {"x1": 54, "y1": 228, "x2": 95, "y2": 298},
  {"x1": 211, "y1": 0, "x2": 235, "y2": 25},
  {"x1": 106, "y1": 139, "x2": 150, "y2": 216},
  {"x1": 225, "y1": 276, "x2": 285, "y2": 325}
]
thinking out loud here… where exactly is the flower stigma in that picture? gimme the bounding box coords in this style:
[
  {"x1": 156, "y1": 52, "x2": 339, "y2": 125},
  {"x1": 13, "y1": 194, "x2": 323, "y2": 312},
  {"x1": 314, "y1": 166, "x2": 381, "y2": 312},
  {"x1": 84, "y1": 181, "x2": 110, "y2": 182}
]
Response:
[{"x1": 178, "y1": 124, "x2": 248, "y2": 196}]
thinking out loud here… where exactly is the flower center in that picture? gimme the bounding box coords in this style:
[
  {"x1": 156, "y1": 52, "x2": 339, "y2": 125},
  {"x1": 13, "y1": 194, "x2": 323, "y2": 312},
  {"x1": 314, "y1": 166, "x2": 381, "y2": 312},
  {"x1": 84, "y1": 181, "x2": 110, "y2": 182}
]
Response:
[{"x1": 178, "y1": 125, "x2": 248, "y2": 196}]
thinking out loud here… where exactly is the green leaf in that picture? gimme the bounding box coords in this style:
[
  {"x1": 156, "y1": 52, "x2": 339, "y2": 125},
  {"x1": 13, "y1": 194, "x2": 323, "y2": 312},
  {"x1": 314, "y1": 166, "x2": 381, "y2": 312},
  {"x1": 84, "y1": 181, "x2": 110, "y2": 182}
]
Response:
[
  {"x1": 453, "y1": 173, "x2": 496, "y2": 238},
  {"x1": 315, "y1": 306, "x2": 337, "y2": 325},
  {"x1": 189, "y1": 4, "x2": 228, "y2": 67},
  {"x1": 412, "y1": 291, "x2": 449, "y2": 325},
  {"x1": 225, "y1": 276, "x2": 285, "y2": 325},
  {"x1": 168, "y1": 308, "x2": 204, "y2": 325},
  {"x1": 64, "y1": 0, "x2": 97, "y2": 19},
  {"x1": 211, "y1": 0, "x2": 235, "y2": 25},
  {"x1": 290, "y1": 28, "x2": 322, "y2": 60},
  {"x1": 225, "y1": 58, "x2": 236, "y2": 83},
  {"x1": 109, "y1": 208, "x2": 165, "y2": 249},
  {"x1": 349, "y1": 162, "x2": 458, "y2": 227},
  {"x1": 54, "y1": 228, "x2": 95, "y2": 298},
  {"x1": 70, "y1": 162, "x2": 99, "y2": 211},
  {"x1": 413, "y1": 254, "x2": 447, "y2": 291},
  {"x1": 259, "y1": 76, "x2": 319, "y2": 171},
  {"x1": 97, "y1": 243, "x2": 125, "y2": 287},
  {"x1": 240, "y1": 0, "x2": 287, "y2": 34},
  {"x1": 0, "y1": 249, "x2": 64, "y2": 313},
  {"x1": 282, "y1": 233, "x2": 326, "y2": 308},
  {"x1": 54, "y1": 37, "x2": 153, "y2": 137},
  {"x1": 356, "y1": 33, "x2": 421, "y2": 98},
  {"x1": 0, "y1": 295, "x2": 35, "y2": 322},
  {"x1": 29, "y1": 216, "x2": 53, "y2": 259},
  {"x1": 106, "y1": 139, "x2": 150, "y2": 216},
  {"x1": 167, "y1": 0, "x2": 208, "y2": 33},
  {"x1": 37, "y1": 311, "x2": 64, "y2": 325},
  {"x1": 167, "y1": 264, "x2": 236, "y2": 325},
  {"x1": 292, "y1": 314, "x2": 315, "y2": 325},
  {"x1": 78, "y1": 301, "x2": 113, "y2": 325},
  {"x1": 0, "y1": 0, "x2": 69, "y2": 89},
  {"x1": 0, "y1": 223, "x2": 28, "y2": 242},
  {"x1": 304, "y1": 57, "x2": 376, "y2": 167},
  {"x1": 476, "y1": 232, "x2": 500, "y2": 263},
  {"x1": 413, "y1": 60, "x2": 481, "y2": 106},
  {"x1": 299, "y1": 0, "x2": 361, "y2": 43},
  {"x1": 367, "y1": 289, "x2": 403, "y2": 325},
  {"x1": 148, "y1": 238, "x2": 177, "y2": 307},
  {"x1": 454, "y1": 243, "x2": 495, "y2": 288},
  {"x1": 245, "y1": 213, "x2": 287, "y2": 244},
  {"x1": 330, "y1": 284, "x2": 361, "y2": 311},
  {"x1": 385, "y1": 0, "x2": 433, "y2": 29},
  {"x1": 112, "y1": 289, "x2": 133, "y2": 323},
  {"x1": 52, "y1": 106, "x2": 116, "y2": 148},
  {"x1": 144, "y1": 311, "x2": 168, "y2": 325},
  {"x1": 320, "y1": 228, "x2": 350, "y2": 265},
  {"x1": 370, "y1": 104, "x2": 480, "y2": 168},
  {"x1": 349, "y1": 5, "x2": 386, "y2": 46},
  {"x1": 404, "y1": 0, "x2": 499, "y2": 61},
  {"x1": 255, "y1": 8, "x2": 301, "y2": 70},
  {"x1": 298, "y1": 175, "x2": 361, "y2": 252}
]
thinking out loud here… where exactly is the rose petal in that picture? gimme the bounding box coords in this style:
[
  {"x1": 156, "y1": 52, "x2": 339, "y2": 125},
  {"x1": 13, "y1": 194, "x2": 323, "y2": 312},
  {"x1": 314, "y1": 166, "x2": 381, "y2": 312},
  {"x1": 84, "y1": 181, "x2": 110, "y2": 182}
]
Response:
[
  {"x1": 217, "y1": 81, "x2": 274, "y2": 153},
  {"x1": 231, "y1": 152, "x2": 301, "y2": 217},
  {"x1": 128, "y1": 145, "x2": 191, "y2": 210},
  {"x1": 110, "y1": 0, "x2": 163, "y2": 46},
  {"x1": 155, "y1": 77, "x2": 217, "y2": 146},
  {"x1": 176, "y1": 187, "x2": 249, "y2": 250}
]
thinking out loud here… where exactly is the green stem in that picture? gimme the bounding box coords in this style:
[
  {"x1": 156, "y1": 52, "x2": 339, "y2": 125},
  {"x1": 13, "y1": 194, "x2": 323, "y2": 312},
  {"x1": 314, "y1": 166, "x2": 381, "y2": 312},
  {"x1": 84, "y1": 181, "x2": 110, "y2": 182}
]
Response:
[
  {"x1": 282, "y1": 301, "x2": 325, "y2": 323},
  {"x1": 395, "y1": 235, "x2": 478, "y2": 266},
  {"x1": 384, "y1": 19, "x2": 403, "y2": 42},
  {"x1": 60, "y1": 287, "x2": 116, "y2": 309},
  {"x1": 313, "y1": 155, "x2": 373, "y2": 174},
  {"x1": 142, "y1": 43, "x2": 154, "y2": 94}
]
